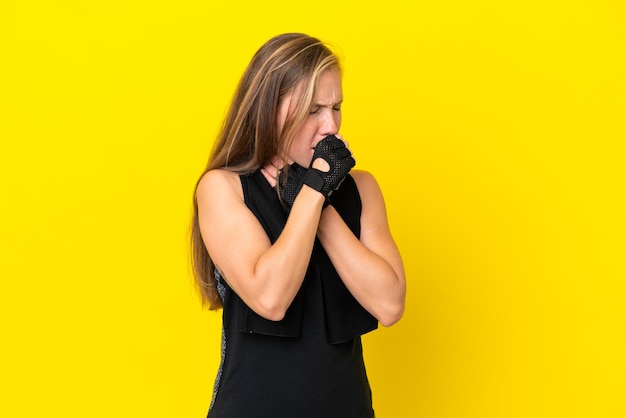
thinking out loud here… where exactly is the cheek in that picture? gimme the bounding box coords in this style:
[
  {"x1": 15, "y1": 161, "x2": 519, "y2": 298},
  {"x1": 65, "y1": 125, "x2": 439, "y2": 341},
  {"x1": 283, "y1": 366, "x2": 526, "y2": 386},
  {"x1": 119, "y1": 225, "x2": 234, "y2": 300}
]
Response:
[
  {"x1": 292, "y1": 122, "x2": 316, "y2": 147},
  {"x1": 301, "y1": 119, "x2": 318, "y2": 135},
  {"x1": 288, "y1": 135, "x2": 310, "y2": 158}
]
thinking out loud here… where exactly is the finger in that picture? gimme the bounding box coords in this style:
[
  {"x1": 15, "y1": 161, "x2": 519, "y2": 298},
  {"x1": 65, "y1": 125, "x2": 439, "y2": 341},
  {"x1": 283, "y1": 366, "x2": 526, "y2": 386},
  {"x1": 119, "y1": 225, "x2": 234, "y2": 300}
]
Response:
[
  {"x1": 329, "y1": 135, "x2": 349, "y2": 150},
  {"x1": 260, "y1": 167, "x2": 278, "y2": 187},
  {"x1": 335, "y1": 147, "x2": 351, "y2": 158},
  {"x1": 311, "y1": 157, "x2": 330, "y2": 172},
  {"x1": 336, "y1": 136, "x2": 349, "y2": 150},
  {"x1": 332, "y1": 133, "x2": 347, "y2": 147},
  {"x1": 261, "y1": 163, "x2": 280, "y2": 180},
  {"x1": 261, "y1": 164, "x2": 275, "y2": 176}
]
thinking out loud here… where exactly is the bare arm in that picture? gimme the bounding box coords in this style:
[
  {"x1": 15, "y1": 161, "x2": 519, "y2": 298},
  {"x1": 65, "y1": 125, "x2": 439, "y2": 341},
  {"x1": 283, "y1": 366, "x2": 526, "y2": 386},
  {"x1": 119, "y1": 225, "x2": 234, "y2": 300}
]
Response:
[
  {"x1": 317, "y1": 170, "x2": 406, "y2": 326},
  {"x1": 196, "y1": 169, "x2": 325, "y2": 320}
]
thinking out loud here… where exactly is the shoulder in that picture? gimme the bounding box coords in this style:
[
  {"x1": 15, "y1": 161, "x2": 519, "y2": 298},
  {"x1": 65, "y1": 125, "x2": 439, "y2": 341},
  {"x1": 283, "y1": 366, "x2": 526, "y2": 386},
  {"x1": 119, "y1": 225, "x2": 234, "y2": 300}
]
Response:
[
  {"x1": 196, "y1": 169, "x2": 243, "y2": 206},
  {"x1": 350, "y1": 170, "x2": 383, "y2": 200},
  {"x1": 350, "y1": 169, "x2": 377, "y2": 187},
  {"x1": 350, "y1": 170, "x2": 387, "y2": 217}
]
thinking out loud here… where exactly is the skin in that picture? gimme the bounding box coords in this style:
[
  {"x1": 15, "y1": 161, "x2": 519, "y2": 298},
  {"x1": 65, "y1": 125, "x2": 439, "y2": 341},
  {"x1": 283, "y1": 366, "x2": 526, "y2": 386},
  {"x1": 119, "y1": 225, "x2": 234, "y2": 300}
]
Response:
[{"x1": 196, "y1": 67, "x2": 406, "y2": 326}]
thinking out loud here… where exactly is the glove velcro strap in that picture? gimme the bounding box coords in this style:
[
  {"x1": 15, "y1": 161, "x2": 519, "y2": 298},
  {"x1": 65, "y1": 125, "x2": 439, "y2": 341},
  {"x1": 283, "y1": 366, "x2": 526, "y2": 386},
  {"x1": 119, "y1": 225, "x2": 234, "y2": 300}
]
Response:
[{"x1": 302, "y1": 169, "x2": 325, "y2": 193}]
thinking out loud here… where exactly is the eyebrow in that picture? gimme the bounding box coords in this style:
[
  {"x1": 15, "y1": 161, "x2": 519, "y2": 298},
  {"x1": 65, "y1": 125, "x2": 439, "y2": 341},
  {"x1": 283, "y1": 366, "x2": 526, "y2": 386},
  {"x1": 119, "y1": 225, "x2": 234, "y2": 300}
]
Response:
[{"x1": 311, "y1": 99, "x2": 343, "y2": 107}]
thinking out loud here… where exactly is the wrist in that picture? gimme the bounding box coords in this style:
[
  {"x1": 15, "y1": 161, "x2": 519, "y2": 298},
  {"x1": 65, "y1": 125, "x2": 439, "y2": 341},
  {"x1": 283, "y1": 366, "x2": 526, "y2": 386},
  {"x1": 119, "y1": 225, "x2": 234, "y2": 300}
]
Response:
[
  {"x1": 302, "y1": 169, "x2": 325, "y2": 196},
  {"x1": 298, "y1": 183, "x2": 327, "y2": 207}
]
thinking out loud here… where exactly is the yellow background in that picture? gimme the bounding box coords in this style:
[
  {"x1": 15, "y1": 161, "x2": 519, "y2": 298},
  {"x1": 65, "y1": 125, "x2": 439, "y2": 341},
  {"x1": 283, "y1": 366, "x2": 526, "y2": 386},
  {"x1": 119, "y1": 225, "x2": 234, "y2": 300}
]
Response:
[{"x1": 1, "y1": 1, "x2": 624, "y2": 417}]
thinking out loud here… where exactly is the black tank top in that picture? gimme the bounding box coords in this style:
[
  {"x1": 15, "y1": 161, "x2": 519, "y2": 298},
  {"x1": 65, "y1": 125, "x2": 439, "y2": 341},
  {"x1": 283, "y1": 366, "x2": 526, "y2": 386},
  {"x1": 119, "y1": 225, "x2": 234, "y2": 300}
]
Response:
[{"x1": 208, "y1": 170, "x2": 377, "y2": 418}]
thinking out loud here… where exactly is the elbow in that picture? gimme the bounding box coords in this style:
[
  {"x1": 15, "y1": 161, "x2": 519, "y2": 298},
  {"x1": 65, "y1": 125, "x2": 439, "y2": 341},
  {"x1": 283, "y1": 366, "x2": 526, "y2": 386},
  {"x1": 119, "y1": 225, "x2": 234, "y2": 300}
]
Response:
[
  {"x1": 253, "y1": 297, "x2": 289, "y2": 322},
  {"x1": 378, "y1": 276, "x2": 406, "y2": 327},
  {"x1": 377, "y1": 300, "x2": 405, "y2": 327},
  {"x1": 261, "y1": 308, "x2": 287, "y2": 322}
]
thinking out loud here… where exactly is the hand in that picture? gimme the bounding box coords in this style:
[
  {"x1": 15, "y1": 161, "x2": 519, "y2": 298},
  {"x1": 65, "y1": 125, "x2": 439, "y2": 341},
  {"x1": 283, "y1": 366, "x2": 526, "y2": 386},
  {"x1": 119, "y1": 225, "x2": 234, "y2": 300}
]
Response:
[
  {"x1": 279, "y1": 163, "x2": 308, "y2": 209},
  {"x1": 260, "y1": 156, "x2": 285, "y2": 187},
  {"x1": 303, "y1": 135, "x2": 355, "y2": 198}
]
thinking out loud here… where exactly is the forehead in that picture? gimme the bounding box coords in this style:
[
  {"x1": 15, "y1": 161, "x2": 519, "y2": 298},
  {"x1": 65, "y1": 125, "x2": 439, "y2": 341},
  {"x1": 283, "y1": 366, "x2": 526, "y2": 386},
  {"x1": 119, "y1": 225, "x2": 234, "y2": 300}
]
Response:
[
  {"x1": 281, "y1": 67, "x2": 342, "y2": 108},
  {"x1": 312, "y1": 67, "x2": 343, "y2": 102},
  {"x1": 315, "y1": 67, "x2": 342, "y2": 92}
]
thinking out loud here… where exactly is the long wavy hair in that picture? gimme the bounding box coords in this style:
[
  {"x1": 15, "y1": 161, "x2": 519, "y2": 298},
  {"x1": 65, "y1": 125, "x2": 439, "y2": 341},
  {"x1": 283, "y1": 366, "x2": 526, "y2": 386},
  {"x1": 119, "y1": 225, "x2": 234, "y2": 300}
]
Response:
[{"x1": 191, "y1": 33, "x2": 340, "y2": 309}]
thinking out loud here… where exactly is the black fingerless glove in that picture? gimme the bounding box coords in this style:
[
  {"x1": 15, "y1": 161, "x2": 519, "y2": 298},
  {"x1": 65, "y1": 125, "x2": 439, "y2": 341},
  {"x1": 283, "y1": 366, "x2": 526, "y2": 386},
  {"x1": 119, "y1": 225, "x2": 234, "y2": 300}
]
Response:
[
  {"x1": 303, "y1": 135, "x2": 355, "y2": 198},
  {"x1": 278, "y1": 135, "x2": 355, "y2": 211},
  {"x1": 279, "y1": 162, "x2": 308, "y2": 209}
]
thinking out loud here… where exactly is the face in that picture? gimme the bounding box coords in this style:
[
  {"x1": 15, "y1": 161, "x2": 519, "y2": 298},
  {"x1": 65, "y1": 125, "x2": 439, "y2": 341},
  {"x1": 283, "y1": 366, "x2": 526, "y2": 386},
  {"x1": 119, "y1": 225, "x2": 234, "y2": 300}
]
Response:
[{"x1": 277, "y1": 66, "x2": 343, "y2": 167}]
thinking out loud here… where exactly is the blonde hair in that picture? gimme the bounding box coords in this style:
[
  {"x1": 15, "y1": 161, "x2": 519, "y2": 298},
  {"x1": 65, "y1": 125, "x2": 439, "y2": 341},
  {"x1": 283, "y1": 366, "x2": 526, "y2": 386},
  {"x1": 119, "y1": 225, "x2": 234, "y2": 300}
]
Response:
[{"x1": 191, "y1": 33, "x2": 340, "y2": 309}]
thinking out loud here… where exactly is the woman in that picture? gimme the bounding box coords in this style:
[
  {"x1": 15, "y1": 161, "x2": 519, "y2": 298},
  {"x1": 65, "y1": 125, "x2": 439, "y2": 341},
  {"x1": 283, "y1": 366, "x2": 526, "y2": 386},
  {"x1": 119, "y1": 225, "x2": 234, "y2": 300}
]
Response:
[{"x1": 191, "y1": 33, "x2": 406, "y2": 417}]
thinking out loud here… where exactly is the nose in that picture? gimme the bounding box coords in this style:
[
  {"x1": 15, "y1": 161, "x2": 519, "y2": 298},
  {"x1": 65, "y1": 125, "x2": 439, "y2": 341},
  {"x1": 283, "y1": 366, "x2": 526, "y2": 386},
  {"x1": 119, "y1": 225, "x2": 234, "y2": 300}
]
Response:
[{"x1": 320, "y1": 109, "x2": 339, "y2": 137}]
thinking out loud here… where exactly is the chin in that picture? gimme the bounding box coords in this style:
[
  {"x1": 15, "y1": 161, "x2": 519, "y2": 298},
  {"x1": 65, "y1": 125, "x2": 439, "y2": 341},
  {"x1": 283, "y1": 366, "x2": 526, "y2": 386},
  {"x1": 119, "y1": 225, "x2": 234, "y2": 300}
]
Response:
[{"x1": 295, "y1": 156, "x2": 312, "y2": 168}]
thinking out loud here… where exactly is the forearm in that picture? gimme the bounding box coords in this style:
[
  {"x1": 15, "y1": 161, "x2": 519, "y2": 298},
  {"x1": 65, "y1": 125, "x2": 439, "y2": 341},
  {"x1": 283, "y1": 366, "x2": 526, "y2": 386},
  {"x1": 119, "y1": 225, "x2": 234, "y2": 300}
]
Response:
[
  {"x1": 242, "y1": 136, "x2": 354, "y2": 319},
  {"x1": 317, "y1": 207, "x2": 406, "y2": 326},
  {"x1": 250, "y1": 186, "x2": 325, "y2": 319}
]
